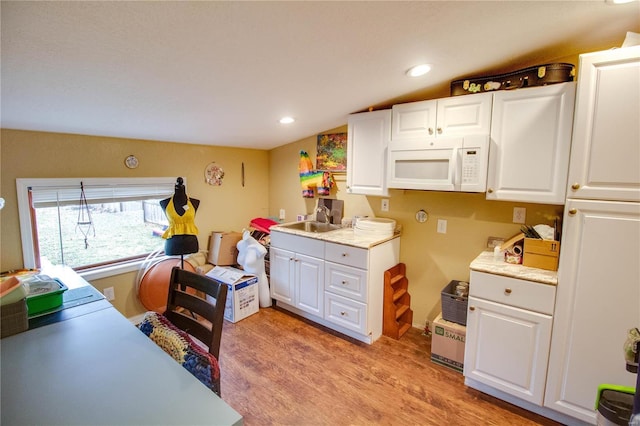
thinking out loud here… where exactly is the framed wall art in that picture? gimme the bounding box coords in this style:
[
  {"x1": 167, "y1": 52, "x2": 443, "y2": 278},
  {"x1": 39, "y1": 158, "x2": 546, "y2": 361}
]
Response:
[{"x1": 316, "y1": 132, "x2": 347, "y2": 172}]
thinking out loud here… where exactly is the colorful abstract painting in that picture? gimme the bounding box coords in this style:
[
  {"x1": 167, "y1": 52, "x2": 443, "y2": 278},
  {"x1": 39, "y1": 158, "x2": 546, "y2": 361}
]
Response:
[{"x1": 316, "y1": 133, "x2": 347, "y2": 172}]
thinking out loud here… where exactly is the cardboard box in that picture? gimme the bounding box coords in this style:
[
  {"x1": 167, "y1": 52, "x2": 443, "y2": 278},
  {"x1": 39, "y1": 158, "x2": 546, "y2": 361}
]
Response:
[
  {"x1": 430, "y1": 313, "x2": 466, "y2": 373},
  {"x1": 523, "y1": 238, "x2": 560, "y2": 271},
  {"x1": 205, "y1": 266, "x2": 259, "y2": 323},
  {"x1": 1, "y1": 299, "x2": 28, "y2": 338},
  {"x1": 207, "y1": 232, "x2": 242, "y2": 266}
]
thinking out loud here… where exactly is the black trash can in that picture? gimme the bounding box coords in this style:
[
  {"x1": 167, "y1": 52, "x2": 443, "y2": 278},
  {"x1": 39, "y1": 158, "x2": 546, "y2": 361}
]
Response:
[{"x1": 596, "y1": 386, "x2": 634, "y2": 426}]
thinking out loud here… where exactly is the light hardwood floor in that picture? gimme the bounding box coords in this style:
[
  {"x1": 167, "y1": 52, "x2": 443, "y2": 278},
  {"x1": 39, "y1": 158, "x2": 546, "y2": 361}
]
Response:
[{"x1": 219, "y1": 307, "x2": 562, "y2": 426}]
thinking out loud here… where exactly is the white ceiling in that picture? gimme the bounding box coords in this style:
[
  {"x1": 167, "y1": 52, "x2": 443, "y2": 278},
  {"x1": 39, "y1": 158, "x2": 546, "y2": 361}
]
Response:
[{"x1": 1, "y1": 1, "x2": 639, "y2": 150}]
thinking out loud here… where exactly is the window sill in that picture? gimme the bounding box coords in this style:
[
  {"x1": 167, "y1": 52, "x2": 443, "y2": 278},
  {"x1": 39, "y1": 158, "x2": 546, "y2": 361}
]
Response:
[{"x1": 78, "y1": 257, "x2": 168, "y2": 281}]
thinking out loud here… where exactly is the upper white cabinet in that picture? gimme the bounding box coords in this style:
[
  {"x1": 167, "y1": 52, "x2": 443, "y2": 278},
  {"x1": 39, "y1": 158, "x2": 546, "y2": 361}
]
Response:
[
  {"x1": 565, "y1": 45, "x2": 640, "y2": 202},
  {"x1": 486, "y1": 82, "x2": 576, "y2": 204},
  {"x1": 391, "y1": 92, "x2": 492, "y2": 142},
  {"x1": 346, "y1": 109, "x2": 391, "y2": 196}
]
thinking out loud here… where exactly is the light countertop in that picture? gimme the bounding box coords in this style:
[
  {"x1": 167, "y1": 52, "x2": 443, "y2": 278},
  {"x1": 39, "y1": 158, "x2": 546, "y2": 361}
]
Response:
[
  {"x1": 270, "y1": 223, "x2": 400, "y2": 249},
  {"x1": 470, "y1": 250, "x2": 558, "y2": 285}
]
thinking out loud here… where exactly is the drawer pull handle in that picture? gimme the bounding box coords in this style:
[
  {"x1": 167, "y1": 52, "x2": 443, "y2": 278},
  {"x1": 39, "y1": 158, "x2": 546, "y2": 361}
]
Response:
[
  {"x1": 569, "y1": 208, "x2": 577, "y2": 215},
  {"x1": 341, "y1": 280, "x2": 348, "y2": 285},
  {"x1": 469, "y1": 306, "x2": 475, "y2": 311},
  {"x1": 487, "y1": 188, "x2": 494, "y2": 194},
  {"x1": 341, "y1": 253, "x2": 347, "y2": 257},
  {"x1": 505, "y1": 288, "x2": 512, "y2": 294},
  {"x1": 437, "y1": 127, "x2": 443, "y2": 134},
  {"x1": 340, "y1": 311, "x2": 347, "y2": 316},
  {"x1": 571, "y1": 183, "x2": 580, "y2": 190}
]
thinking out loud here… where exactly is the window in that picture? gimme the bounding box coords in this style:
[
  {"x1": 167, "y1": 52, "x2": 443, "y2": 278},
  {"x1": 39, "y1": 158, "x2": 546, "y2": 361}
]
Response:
[{"x1": 17, "y1": 177, "x2": 177, "y2": 277}]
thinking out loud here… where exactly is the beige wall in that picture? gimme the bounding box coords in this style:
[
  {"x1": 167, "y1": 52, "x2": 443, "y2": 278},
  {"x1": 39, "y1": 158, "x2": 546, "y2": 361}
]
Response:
[
  {"x1": 1, "y1": 129, "x2": 269, "y2": 317},
  {"x1": 269, "y1": 131, "x2": 562, "y2": 328}
]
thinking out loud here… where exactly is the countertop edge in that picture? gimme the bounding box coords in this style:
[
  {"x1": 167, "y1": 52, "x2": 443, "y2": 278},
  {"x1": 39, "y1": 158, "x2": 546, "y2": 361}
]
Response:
[
  {"x1": 470, "y1": 250, "x2": 558, "y2": 286},
  {"x1": 270, "y1": 224, "x2": 400, "y2": 249}
]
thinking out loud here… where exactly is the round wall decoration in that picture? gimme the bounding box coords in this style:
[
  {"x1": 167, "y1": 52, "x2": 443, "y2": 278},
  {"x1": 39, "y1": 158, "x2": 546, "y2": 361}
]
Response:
[
  {"x1": 204, "y1": 162, "x2": 225, "y2": 186},
  {"x1": 125, "y1": 155, "x2": 139, "y2": 169}
]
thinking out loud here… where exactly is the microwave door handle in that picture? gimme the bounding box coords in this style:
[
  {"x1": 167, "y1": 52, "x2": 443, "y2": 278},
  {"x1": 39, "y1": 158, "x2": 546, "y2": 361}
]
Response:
[{"x1": 453, "y1": 147, "x2": 462, "y2": 190}]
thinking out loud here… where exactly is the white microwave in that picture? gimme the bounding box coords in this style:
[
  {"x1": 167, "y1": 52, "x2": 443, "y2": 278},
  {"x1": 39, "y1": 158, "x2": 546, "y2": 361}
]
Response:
[{"x1": 387, "y1": 135, "x2": 489, "y2": 192}]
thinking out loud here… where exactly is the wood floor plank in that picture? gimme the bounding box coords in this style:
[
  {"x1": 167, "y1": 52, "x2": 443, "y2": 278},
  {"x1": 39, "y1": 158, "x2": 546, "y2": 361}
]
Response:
[{"x1": 219, "y1": 307, "x2": 561, "y2": 426}]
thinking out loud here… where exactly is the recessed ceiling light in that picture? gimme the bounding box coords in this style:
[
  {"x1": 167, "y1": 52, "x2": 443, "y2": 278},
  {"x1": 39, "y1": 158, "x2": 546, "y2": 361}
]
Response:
[
  {"x1": 406, "y1": 64, "x2": 431, "y2": 77},
  {"x1": 279, "y1": 116, "x2": 295, "y2": 124}
]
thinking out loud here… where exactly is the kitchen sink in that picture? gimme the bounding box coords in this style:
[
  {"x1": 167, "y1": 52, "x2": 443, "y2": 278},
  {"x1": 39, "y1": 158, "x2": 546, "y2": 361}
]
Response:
[{"x1": 279, "y1": 221, "x2": 341, "y2": 233}]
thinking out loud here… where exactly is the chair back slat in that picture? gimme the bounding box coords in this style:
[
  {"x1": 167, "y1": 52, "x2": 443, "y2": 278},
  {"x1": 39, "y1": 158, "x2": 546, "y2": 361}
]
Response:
[{"x1": 165, "y1": 267, "x2": 228, "y2": 359}]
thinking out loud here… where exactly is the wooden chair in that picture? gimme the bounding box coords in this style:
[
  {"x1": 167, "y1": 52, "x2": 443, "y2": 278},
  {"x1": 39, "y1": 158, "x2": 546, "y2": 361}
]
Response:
[{"x1": 164, "y1": 266, "x2": 228, "y2": 394}]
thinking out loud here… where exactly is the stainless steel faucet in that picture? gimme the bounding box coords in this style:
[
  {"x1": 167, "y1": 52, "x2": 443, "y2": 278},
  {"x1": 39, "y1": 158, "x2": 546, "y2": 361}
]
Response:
[{"x1": 316, "y1": 204, "x2": 331, "y2": 223}]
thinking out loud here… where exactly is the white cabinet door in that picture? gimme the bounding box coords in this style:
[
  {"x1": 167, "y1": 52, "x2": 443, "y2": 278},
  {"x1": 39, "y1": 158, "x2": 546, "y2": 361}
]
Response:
[
  {"x1": 464, "y1": 296, "x2": 553, "y2": 405},
  {"x1": 391, "y1": 92, "x2": 492, "y2": 142},
  {"x1": 437, "y1": 92, "x2": 493, "y2": 136},
  {"x1": 391, "y1": 99, "x2": 437, "y2": 140},
  {"x1": 295, "y1": 253, "x2": 324, "y2": 316},
  {"x1": 269, "y1": 247, "x2": 294, "y2": 304},
  {"x1": 346, "y1": 109, "x2": 391, "y2": 196},
  {"x1": 566, "y1": 45, "x2": 640, "y2": 202},
  {"x1": 544, "y1": 199, "x2": 640, "y2": 423},
  {"x1": 486, "y1": 82, "x2": 576, "y2": 204}
]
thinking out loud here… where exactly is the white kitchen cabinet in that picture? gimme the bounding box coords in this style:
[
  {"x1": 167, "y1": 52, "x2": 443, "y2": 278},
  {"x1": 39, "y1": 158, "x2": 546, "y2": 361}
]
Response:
[
  {"x1": 391, "y1": 92, "x2": 492, "y2": 142},
  {"x1": 543, "y1": 199, "x2": 640, "y2": 423},
  {"x1": 464, "y1": 270, "x2": 555, "y2": 406},
  {"x1": 565, "y1": 45, "x2": 640, "y2": 202},
  {"x1": 269, "y1": 233, "x2": 324, "y2": 317},
  {"x1": 543, "y1": 46, "x2": 640, "y2": 425},
  {"x1": 486, "y1": 82, "x2": 576, "y2": 204},
  {"x1": 346, "y1": 109, "x2": 391, "y2": 196},
  {"x1": 270, "y1": 229, "x2": 400, "y2": 344},
  {"x1": 324, "y1": 242, "x2": 369, "y2": 335}
]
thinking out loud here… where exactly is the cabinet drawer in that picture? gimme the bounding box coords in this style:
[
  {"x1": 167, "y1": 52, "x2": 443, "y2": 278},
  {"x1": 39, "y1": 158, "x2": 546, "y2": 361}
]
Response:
[
  {"x1": 469, "y1": 270, "x2": 556, "y2": 315},
  {"x1": 324, "y1": 292, "x2": 367, "y2": 335},
  {"x1": 270, "y1": 231, "x2": 324, "y2": 258},
  {"x1": 325, "y1": 262, "x2": 367, "y2": 302},
  {"x1": 325, "y1": 242, "x2": 367, "y2": 269}
]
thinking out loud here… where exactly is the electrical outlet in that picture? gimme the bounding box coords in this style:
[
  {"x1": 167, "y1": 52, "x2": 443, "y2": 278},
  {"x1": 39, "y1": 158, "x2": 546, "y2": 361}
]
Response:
[
  {"x1": 381, "y1": 199, "x2": 389, "y2": 212},
  {"x1": 437, "y1": 219, "x2": 447, "y2": 234},
  {"x1": 103, "y1": 287, "x2": 115, "y2": 301},
  {"x1": 513, "y1": 207, "x2": 526, "y2": 224},
  {"x1": 279, "y1": 208, "x2": 285, "y2": 220}
]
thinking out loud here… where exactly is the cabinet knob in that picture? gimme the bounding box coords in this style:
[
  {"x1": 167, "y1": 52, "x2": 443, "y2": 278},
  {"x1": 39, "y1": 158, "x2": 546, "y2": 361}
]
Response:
[
  {"x1": 569, "y1": 208, "x2": 577, "y2": 215},
  {"x1": 341, "y1": 253, "x2": 347, "y2": 257},
  {"x1": 340, "y1": 311, "x2": 347, "y2": 316},
  {"x1": 469, "y1": 306, "x2": 475, "y2": 311},
  {"x1": 571, "y1": 183, "x2": 580, "y2": 190},
  {"x1": 505, "y1": 288, "x2": 512, "y2": 295},
  {"x1": 428, "y1": 128, "x2": 434, "y2": 135},
  {"x1": 437, "y1": 127, "x2": 443, "y2": 134},
  {"x1": 487, "y1": 188, "x2": 494, "y2": 194},
  {"x1": 341, "y1": 280, "x2": 348, "y2": 285}
]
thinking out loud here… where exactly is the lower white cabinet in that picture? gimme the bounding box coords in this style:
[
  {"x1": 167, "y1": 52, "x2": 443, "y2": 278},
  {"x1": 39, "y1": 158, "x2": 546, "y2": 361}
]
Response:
[
  {"x1": 270, "y1": 233, "x2": 325, "y2": 317},
  {"x1": 464, "y1": 271, "x2": 556, "y2": 406},
  {"x1": 270, "y1": 230, "x2": 400, "y2": 344},
  {"x1": 543, "y1": 199, "x2": 640, "y2": 423}
]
